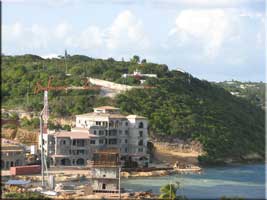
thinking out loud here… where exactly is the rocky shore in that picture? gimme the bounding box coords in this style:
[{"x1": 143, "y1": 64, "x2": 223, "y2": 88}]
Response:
[{"x1": 121, "y1": 166, "x2": 202, "y2": 178}]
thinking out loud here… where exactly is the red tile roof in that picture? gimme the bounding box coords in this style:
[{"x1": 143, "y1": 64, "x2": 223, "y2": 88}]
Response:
[{"x1": 54, "y1": 131, "x2": 98, "y2": 139}]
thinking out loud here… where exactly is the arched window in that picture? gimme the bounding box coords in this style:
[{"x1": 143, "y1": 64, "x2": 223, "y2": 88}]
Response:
[
  {"x1": 1, "y1": 160, "x2": 5, "y2": 169},
  {"x1": 61, "y1": 158, "x2": 71, "y2": 166},
  {"x1": 15, "y1": 160, "x2": 20, "y2": 166},
  {"x1": 139, "y1": 122, "x2": 144, "y2": 128},
  {"x1": 76, "y1": 158, "x2": 85, "y2": 165}
]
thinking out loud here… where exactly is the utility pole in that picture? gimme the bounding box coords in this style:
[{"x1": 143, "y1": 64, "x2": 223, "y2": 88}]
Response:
[
  {"x1": 119, "y1": 167, "x2": 121, "y2": 199},
  {"x1": 40, "y1": 114, "x2": 44, "y2": 188},
  {"x1": 64, "y1": 49, "x2": 68, "y2": 75}
]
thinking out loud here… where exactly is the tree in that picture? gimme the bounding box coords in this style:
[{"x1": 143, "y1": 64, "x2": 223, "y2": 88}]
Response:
[
  {"x1": 131, "y1": 55, "x2": 140, "y2": 64},
  {"x1": 159, "y1": 182, "x2": 186, "y2": 200},
  {"x1": 141, "y1": 59, "x2": 147, "y2": 64}
]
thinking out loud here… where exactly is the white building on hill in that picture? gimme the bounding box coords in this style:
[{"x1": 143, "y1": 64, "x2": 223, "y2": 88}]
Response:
[{"x1": 121, "y1": 69, "x2": 157, "y2": 78}]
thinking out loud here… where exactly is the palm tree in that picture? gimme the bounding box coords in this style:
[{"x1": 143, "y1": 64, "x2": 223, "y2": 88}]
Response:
[
  {"x1": 160, "y1": 183, "x2": 177, "y2": 199},
  {"x1": 159, "y1": 182, "x2": 187, "y2": 200}
]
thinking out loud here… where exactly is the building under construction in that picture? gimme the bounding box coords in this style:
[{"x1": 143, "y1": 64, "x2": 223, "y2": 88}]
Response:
[{"x1": 90, "y1": 148, "x2": 121, "y2": 193}]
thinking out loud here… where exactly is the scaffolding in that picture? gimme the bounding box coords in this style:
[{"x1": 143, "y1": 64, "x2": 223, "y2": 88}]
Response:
[{"x1": 91, "y1": 148, "x2": 121, "y2": 197}]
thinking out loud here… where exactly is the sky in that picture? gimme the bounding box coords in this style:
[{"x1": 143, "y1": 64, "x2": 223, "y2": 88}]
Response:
[{"x1": 2, "y1": 0, "x2": 266, "y2": 82}]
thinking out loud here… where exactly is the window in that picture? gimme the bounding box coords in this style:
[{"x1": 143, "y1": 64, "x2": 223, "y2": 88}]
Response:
[
  {"x1": 63, "y1": 140, "x2": 66, "y2": 145},
  {"x1": 72, "y1": 140, "x2": 76, "y2": 145},
  {"x1": 109, "y1": 139, "x2": 117, "y2": 144},
  {"x1": 125, "y1": 148, "x2": 128, "y2": 153},
  {"x1": 110, "y1": 121, "x2": 114, "y2": 128},
  {"x1": 138, "y1": 148, "x2": 143, "y2": 152},
  {"x1": 119, "y1": 130, "x2": 122, "y2": 134},
  {"x1": 99, "y1": 139, "x2": 104, "y2": 144},
  {"x1": 94, "y1": 130, "x2": 97, "y2": 135},
  {"x1": 125, "y1": 130, "x2": 128, "y2": 135},
  {"x1": 103, "y1": 122, "x2": 108, "y2": 127},
  {"x1": 139, "y1": 122, "x2": 144, "y2": 128},
  {"x1": 115, "y1": 120, "x2": 119, "y2": 128},
  {"x1": 125, "y1": 122, "x2": 128, "y2": 126},
  {"x1": 90, "y1": 140, "x2": 95, "y2": 144},
  {"x1": 109, "y1": 130, "x2": 117, "y2": 136},
  {"x1": 77, "y1": 140, "x2": 85, "y2": 147},
  {"x1": 77, "y1": 150, "x2": 85, "y2": 155},
  {"x1": 138, "y1": 140, "x2": 143, "y2": 146},
  {"x1": 139, "y1": 131, "x2": 143, "y2": 137},
  {"x1": 125, "y1": 139, "x2": 128, "y2": 144}
]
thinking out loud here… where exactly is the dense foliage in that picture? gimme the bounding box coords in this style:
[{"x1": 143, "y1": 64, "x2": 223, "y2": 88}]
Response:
[
  {"x1": 4, "y1": 191, "x2": 50, "y2": 199},
  {"x1": 159, "y1": 182, "x2": 187, "y2": 200},
  {"x1": 215, "y1": 80, "x2": 265, "y2": 110},
  {"x1": 2, "y1": 54, "x2": 166, "y2": 117},
  {"x1": 116, "y1": 73, "x2": 265, "y2": 164},
  {"x1": 2, "y1": 54, "x2": 265, "y2": 164}
]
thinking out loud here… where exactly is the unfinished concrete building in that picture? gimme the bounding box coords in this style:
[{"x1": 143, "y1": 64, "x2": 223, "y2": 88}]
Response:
[
  {"x1": 90, "y1": 149, "x2": 120, "y2": 193},
  {"x1": 1, "y1": 139, "x2": 26, "y2": 169},
  {"x1": 41, "y1": 106, "x2": 149, "y2": 167}
]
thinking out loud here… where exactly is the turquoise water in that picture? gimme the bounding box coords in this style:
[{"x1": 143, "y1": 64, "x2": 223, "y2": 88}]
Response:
[{"x1": 121, "y1": 164, "x2": 266, "y2": 199}]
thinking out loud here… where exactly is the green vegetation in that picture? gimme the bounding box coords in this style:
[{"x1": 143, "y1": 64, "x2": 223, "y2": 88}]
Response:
[
  {"x1": 215, "y1": 80, "x2": 265, "y2": 110},
  {"x1": 4, "y1": 191, "x2": 50, "y2": 199},
  {"x1": 116, "y1": 73, "x2": 265, "y2": 164},
  {"x1": 1, "y1": 54, "x2": 265, "y2": 164},
  {"x1": 159, "y1": 182, "x2": 187, "y2": 200}
]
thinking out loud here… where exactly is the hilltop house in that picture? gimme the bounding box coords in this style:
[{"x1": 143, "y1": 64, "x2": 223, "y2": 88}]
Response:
[{"x1": 40, "y1": 106, "x2": 149, "y2": 167}]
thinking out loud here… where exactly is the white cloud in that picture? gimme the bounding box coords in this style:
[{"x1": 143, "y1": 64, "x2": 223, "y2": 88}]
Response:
[
  {"x1": 54, "y1": 23, "x2": 71, "y2": 39},
  {"x1": 41, "y1": 54, "x2": 59, "y2": 59},
  {"x1": 3, "y1": 22, "x2": 23, "y2": 40},
  {"x1": 3, "y1": 10, "x2": 149, "y2": 55},
  {"x1": 3, "y1": 22, "x2": 50, "y2": 49},
  {"x1": 151, "y1": 0, "x2": 264, "y2": 9},
  {"x1": 64, "y1": 10, "x2": 149, "y2": 53},
  {"x1": 66, "y1": 26, "x2": 103, "y2": 49},
  {"x1": 167, "y1": 9, "x2": 239, "y2": 59},
  {"x1": 106, "y1": 10, "x2": 149, "y2": 50}
]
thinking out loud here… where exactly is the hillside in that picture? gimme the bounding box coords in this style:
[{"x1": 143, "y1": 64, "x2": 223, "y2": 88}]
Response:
[
  {"x1": 1, "y1": 54, "x2": 265, "y2": 164},
  {"x1": 214, "y1": 81, "x2": 265, "y2": 110}
]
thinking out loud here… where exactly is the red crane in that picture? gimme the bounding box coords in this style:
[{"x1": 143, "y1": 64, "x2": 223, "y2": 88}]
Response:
[{"x1": 34, "y1": 77, "x2": 101, "y2": 134}]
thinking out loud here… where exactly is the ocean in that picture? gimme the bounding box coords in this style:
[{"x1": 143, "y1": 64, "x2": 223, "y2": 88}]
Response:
[{"x1": 121, "y1": 164, "x2": 266, "y2": 199}]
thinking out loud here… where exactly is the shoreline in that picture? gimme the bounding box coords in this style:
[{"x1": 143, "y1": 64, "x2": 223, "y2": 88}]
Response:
[{"x1": 121, "y1": 166, "x2": 202, "y2": 178}]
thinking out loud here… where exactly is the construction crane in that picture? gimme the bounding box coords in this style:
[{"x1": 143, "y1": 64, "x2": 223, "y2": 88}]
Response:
[{"x1": 33, "y1": 76, "x2": 101, "y2": 190}]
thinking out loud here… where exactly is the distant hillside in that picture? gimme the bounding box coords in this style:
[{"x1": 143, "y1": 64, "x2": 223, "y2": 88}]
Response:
[
  {"x1": 214, "y1": 81, "x2": 265, "y2": 110},
  {"x1": 2, "y1": 54, "x2": 265, "y2": 164}
]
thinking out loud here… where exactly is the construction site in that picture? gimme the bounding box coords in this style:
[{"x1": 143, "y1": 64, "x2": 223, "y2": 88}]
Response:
[{"x1": 1, "y1": 55, "x2": 201, "y2": 199}]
